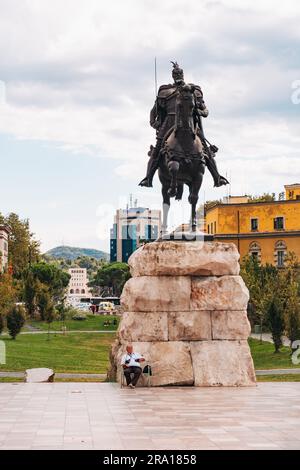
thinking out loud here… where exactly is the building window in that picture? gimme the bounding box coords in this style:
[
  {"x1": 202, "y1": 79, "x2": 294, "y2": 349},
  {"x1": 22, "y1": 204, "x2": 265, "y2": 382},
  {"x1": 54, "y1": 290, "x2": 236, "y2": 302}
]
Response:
[
  {"x1": 251, "y1": 218, "x2": 258, "y2": 231},
  {"x1": 274, "y1": 217, "x2": 284, "y2": 230},
  {"x1": 81, "y1": 289, "x2": 85, "y2": 294},
  {"x1": 207, "y1": 225, "x2": 210, "y2": 234},
  {"x1": 274, "y1": 240, "x2": 287, "y2": 267},
  {"x1": 249, "y1": 241, "x2": 261, "y2": 263},
  {"x1": 277, "y1": 251, "x2": 285, "y2": 267},
  {"x1": 214, "y1": 221, "x2": 216, "y2": 234},
  {"x1": 70, "y1": 289, "x2": 74, "y2": 294}
]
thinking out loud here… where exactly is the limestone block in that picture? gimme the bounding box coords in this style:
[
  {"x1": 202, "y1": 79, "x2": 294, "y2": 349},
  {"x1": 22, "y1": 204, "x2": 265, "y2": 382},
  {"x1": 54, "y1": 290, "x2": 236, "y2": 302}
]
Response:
[
  {"x1": 190, "y1": 340, "x2": 256, "y2": 386},
  {"x1": 107, "y1": 338, "x2": 121, "y2": 382},
  {"x1": 211, "y1": 311, "x2": 251, "y2": 340},
  {"x1": 129, "y1": 241, "x2": 240, "y2": 277},
  {"x1": 117, "y1": 341, "x2": 194, "y2": 386},
  {"x1": 191, "y1": 275, "x2": 249, "y2": 311},
  {"x1": 25, "y1": 368, "x2": 55, "y2": 383},
  {"x1": 168, "y1": 311, "x2": 212, "y2": 341},
  {"x1": 118, "y1": 311, "x2": 168, "y2": 342},
  {"x1": 121, "y1": 276, "x2": 191, "y2": 312}
]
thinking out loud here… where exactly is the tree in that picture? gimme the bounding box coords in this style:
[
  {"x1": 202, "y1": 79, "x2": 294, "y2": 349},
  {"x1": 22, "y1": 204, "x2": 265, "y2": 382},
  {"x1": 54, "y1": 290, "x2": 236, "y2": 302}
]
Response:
[
  {"x1": 203, "y1": 200, "x2": 222, "y2": 213},
  {"x1": 0, "y1": 273, "x2": 16, "y2": 317},
  {"x1": 0, "y1": 314, "x2": 4, "y2": 335},
  {"x1": 248, "y1": 193, "x2": 276, "y2": 203},
  {"x1": 6, "y1": 305, "x2": 26, "y2": 340},
  {"x1": 90, "y1": 262, "x2": 130, "y2": 296},
  {"x1": 266, "y1": 299, "x2": 285, "y2": 353},
  {"x1": 279, "y1": 252, "x2": 300, "y2": 351},
  {"x1": 23, "y1": 270, "x2": 38, "y2": 317},
  {"x1": 4, "y1": 213, "x2": 40, "y2": 278},
  {"x1": 37, "y1": 288, "x2": 56, "y2": 339},
  {"x1": 285, "y1": 295, "x2": 300, "y2": 352},
  {"x1": 30, "y1": 262, "x2": 70, "y2": 301},
  {"x1": 21, "y1": 262, "x2": 70, "y2": 318},
  {"x1": 240, "y1": 256, "x2": 279, "y2": 338}
]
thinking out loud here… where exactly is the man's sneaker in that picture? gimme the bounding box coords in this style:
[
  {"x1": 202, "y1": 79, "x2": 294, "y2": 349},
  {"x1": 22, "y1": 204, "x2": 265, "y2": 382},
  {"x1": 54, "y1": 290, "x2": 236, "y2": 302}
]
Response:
[{"x1": 129, "y1": 383, "x2": 135, "y2": 389}]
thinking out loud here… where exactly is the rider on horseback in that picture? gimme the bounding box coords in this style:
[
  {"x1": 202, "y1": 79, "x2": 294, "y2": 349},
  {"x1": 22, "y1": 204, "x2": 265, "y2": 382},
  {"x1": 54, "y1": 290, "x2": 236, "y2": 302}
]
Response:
[{"x1": 139, "y1": 62, "x2": 229, "y2": 188}]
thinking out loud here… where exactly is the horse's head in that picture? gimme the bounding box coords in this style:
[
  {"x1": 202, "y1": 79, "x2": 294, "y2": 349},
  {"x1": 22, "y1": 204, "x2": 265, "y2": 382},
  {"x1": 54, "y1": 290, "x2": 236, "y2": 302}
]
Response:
[{"x1": 175, "y1": 84, "x2": 196, "y2": 135}]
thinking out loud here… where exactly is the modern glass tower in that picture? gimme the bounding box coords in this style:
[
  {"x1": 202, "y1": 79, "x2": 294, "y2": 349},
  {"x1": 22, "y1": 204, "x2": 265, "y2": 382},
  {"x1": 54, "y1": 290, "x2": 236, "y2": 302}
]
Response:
[{"x1": 110, "y1": 207, "x2": 161, "y2": 262}]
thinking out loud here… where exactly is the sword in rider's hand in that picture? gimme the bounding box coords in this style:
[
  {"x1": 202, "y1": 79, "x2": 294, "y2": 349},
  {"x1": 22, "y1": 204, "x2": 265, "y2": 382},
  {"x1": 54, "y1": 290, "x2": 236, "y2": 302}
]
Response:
[{"x1": 155, "y1": 57, "x2": 158, "y2": 120}]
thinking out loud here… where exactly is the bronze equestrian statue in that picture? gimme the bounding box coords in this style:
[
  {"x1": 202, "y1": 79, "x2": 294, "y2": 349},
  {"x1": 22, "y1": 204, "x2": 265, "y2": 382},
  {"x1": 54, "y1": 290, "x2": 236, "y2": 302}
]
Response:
[{"x1": 139, "y1": 62, "x2": 228, "y2": 234}]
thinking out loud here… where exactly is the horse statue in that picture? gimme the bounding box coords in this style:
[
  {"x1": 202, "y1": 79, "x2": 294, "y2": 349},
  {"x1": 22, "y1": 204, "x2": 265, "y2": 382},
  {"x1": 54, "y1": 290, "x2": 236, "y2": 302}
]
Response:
[{"x1": 158, "y1": 83, "x2": 205, "y2": 235}]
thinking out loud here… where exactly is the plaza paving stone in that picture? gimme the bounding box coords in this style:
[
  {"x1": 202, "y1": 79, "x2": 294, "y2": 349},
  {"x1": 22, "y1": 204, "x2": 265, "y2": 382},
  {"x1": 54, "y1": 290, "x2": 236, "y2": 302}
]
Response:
[{"x1": 0, "y1": 382, "x2": 299, "y2": 450}]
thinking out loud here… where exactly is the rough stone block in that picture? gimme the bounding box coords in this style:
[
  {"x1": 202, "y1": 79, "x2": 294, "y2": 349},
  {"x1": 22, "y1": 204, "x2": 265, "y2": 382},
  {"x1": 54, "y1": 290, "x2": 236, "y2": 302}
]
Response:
[
  {"x1": 168, "y1": 311, "x2": 212, "y2": 341},
  {"x1": 129, "y1": 241, "x2": 240, "y2": 277},
  {"x1": 118, "y1": 311, "x2": 168, "y2": 342},
  {"x1": 25, "y1": 368, "x2": 55, "y2": 383},
  {"x1": 211, "y1": 310, "x2": 251, "y2": 340},
  {"x1": 190, "y1": 340, "x2": 256, "y2": 386},
  {"x1": 121, "y1": 276, "x2": 191, "y2": 312},
  {"x1": 191, "y1": 275, "x2": 249, "y2": 311}
]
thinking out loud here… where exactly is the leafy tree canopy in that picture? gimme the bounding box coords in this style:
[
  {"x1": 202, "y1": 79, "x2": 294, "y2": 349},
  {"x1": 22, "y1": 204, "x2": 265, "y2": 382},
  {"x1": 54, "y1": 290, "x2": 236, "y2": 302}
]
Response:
[{"x1": 90, "y1": 262, "x2": 130, "y2": 296}]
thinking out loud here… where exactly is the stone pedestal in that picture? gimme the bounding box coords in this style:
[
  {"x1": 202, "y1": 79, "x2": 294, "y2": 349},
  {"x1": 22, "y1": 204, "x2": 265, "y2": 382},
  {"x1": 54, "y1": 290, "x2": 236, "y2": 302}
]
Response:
[{"x1": 109, "y1": 241, "x2": 256, "y2": 387}]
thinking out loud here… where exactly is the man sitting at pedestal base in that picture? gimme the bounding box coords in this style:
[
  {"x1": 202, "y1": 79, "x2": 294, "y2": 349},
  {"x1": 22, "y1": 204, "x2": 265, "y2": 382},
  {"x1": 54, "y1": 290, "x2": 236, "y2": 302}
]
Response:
[{"x1": 121, "y1": 344, "x2": 145, "y2": 389}]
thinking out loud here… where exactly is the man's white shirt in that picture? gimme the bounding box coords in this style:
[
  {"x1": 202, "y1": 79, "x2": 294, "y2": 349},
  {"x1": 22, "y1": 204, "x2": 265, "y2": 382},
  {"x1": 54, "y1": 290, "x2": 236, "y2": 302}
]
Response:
[{"x1": 121, "y1": 352, "x2": 143, "y2": 368}]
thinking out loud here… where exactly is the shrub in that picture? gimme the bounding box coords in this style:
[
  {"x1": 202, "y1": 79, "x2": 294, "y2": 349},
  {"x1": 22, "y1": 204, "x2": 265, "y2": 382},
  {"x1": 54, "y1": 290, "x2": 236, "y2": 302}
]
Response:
[
  {"x1": 72, "y1": 313, "x2": 87, "y2": 321},
  {"x1": 7, "y1": 305, "x2": 26, "y2": 340},
  {"x1": 266, "y1": 299, "x2": 285, "y2": 353},
  {"x1": 64, "y1": 307, "x2": 82, "y2": 320}
]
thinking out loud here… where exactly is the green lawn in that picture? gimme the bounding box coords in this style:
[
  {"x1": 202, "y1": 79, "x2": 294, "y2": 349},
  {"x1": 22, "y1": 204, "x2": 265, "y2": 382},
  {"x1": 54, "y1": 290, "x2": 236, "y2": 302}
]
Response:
[
  {"x1": 257, "y1": 374, "x2": 300, "y2": 382},
  {"x1": 25, "y1": 314, "x2": 119, "y2": 332},
  {"x1": 248, "y1": 337, "x2": 300, "y2": 370},
  {"x1": 0, "y1": 333, "x2": 298, "y2": 379},
  {"x1": 0, "y1": 377, "x2": 105, "y2": 383},
  {"x1": 0, "y1": 332, "x2": 115, "y2": 374}
]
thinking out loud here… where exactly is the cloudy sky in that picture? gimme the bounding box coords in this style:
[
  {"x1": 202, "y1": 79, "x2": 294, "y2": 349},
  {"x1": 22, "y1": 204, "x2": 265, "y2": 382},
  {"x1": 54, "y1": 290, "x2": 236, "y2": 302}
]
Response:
[{"x1": 0, "y1": 0, "x2": 300, "y2": 253}]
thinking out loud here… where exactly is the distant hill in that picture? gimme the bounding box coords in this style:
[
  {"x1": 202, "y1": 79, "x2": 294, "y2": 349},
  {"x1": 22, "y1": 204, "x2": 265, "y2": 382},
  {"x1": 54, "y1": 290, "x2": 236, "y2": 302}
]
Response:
[{"x1": 44, "y1": 246, "x2": 109, "y2": 261}]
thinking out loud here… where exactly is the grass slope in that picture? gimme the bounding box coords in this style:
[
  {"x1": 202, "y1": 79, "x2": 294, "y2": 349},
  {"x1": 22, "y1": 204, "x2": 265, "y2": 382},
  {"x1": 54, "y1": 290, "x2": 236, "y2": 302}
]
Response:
[
  {"x1": 249, "y1": 337, "x2": 300, "y2": 370},
  {"x1": 26, "y1": 315, "x2": 119, "y2": 332},
  {"x1": 0, "y1": 335, "x2": 298, "y2": 379},
  {"x1": 0, "y1": 333, "x2": 115, "y2": 374}
]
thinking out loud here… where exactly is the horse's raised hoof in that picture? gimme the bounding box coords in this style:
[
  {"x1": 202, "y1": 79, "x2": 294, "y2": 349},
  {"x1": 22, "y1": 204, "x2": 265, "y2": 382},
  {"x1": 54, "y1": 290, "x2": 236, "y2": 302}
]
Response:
[
  {"x1": 214, "y1": 176, "x2": 229, "y2": 187},
  {"x1": 139, "y1": 177, "x2": 153, "y2": 188},
  {"x1": 168, "y1": 186, "x2": 177, "y2": 197}
]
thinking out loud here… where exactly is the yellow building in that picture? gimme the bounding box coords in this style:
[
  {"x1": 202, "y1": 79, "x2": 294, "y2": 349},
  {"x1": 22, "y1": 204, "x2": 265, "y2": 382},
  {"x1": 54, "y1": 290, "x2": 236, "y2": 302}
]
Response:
[{"x1": 205, "y1": 185, "x2": 300, "y2": 266}]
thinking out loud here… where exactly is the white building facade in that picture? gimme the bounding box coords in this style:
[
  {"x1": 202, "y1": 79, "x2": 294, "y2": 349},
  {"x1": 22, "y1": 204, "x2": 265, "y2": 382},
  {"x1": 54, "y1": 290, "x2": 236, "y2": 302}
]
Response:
[
  {"x1": 0, "y1": 226, "x2": 9, "y2": 272},
  {"x1": 67, "y1": 268, "x2": 91, "y2": 301}
]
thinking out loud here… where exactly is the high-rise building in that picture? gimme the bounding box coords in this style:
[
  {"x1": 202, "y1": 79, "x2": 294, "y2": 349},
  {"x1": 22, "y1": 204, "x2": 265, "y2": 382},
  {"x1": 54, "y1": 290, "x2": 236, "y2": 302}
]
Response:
[
  {"x1": 0, "y1": 226, "x2": 9, "y2": 272},
  {"x1": 110, "y1": 207, "x2": 161, "y2": 262}
]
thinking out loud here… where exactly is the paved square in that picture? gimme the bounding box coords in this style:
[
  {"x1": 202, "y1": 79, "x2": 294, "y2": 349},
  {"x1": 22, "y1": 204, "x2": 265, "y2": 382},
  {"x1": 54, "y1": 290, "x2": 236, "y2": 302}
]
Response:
[{"x1": 0, "y1": 382, "x2": 300, "y2": 450}]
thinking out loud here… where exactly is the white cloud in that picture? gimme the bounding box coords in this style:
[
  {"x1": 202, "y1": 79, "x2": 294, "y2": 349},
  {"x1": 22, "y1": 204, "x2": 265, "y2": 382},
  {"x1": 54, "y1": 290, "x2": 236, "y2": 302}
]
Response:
[{"x1": 1, "y1": 0, "x2": 300, "y2": 241}]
